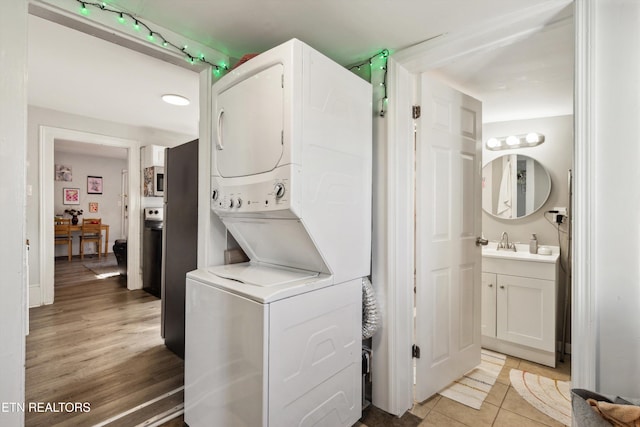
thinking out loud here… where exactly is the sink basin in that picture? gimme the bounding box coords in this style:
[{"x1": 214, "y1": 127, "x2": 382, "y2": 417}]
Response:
[{"x1": 482, "y1": 243, "x2": 559, "y2": 263}]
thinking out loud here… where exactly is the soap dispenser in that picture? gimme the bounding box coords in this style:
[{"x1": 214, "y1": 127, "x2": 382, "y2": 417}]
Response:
[{"x1": 529, "y1": 233, "x2": 538, "y2": 254}]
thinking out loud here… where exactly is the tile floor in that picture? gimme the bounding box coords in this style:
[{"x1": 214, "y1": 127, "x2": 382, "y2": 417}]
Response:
[{"x1": 357, "y1": 354, "x2": 572, "y2": 427}]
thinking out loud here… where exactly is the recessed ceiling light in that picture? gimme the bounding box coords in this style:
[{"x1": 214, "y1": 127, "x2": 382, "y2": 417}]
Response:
[{"x1": 161, "y1": 94, "x2": 190, "y2": 106}]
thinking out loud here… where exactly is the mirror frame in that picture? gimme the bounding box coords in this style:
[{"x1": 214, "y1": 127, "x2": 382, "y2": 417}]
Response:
[{"x1": 482, "y1": 154, "x2": 551, "y2": 220}]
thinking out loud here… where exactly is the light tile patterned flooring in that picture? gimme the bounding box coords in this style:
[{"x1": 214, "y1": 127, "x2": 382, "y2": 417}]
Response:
[{"x1": 357, "y1": 354, "x2": 571, "y2": 427}]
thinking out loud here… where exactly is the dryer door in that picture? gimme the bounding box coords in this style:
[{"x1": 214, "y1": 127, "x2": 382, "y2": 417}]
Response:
[{"x1": 215, "y1": 64, "x2": 284, "y2": 178}]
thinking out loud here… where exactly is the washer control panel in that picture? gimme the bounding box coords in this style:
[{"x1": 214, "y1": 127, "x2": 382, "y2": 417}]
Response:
[{"x1": 211, "y1": 178, "x2": 292, "y2": 214}]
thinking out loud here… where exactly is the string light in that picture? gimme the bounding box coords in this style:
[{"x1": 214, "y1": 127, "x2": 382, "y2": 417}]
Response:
[
  {"x1": 72, "y1": 0, "x2": 228, "y2": 74},
  {"x1": 73, "y1": 0, "x2": 389, "y2": 91},
  {"x1": 349, "y1": 48, "x2": 390, "y2": 117}
]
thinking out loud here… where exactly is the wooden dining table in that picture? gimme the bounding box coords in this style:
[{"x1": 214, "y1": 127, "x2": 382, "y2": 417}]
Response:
[{"x1": 69, "y1": 223, "x2": 110, "y2": 255}]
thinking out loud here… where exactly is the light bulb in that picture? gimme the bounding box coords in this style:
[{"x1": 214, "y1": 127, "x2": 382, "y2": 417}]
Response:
[
  {"x1": 486, "y1": 138, "x2": 501, "y2": 148},
  {"x1": 506, "y1": 135, "x2": 520, "y2": 146},
  {"x1": 526, "y1": 132, "x2": 543, "y2": 143}
]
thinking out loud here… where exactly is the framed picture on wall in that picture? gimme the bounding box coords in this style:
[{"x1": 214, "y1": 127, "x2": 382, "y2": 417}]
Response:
[
  {"x1": 87, "y1": 176, "x2": 103, "y2": 194},
  {"x1": 88, "y1": 202, "x2": 98, "y2": 213},
  {"x1": 63, "y1": 188, "x2": 80, "y2": 205}
]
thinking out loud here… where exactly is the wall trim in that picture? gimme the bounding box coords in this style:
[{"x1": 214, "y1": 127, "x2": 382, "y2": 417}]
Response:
[
  {"x1": 371, "y1": 58, "x2": 415, "y2": 416},
  {"x1": 571, "y1": 0, "x2": 597, "y2": 390},
  {"x1": 28, "y1": 0, "x2": 227, "y2": 73},
  {"x1": 39, "y1": 126, "x2": 142, "y2": 305}
]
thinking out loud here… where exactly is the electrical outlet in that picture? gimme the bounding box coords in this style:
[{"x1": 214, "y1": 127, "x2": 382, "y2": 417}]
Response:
[{"x1": 553, "y1": 207, "x2": 567, "y2": 216}]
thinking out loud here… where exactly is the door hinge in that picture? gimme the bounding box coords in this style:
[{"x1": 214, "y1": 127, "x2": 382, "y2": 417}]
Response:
[
  {"x1": 412, "y1": 344, "x2": 421, "y2": 358},
  {"x1": 282, "y1": 74, "x2": 284, "y2": 88},
  {"x1": 412, "y1": 105, "x2": 421, "y2": 119}
]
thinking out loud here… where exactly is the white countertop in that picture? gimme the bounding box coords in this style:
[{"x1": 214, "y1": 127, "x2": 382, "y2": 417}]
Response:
[{"x1": 482, "y1": 243, "x2": 560, "y2": 263}]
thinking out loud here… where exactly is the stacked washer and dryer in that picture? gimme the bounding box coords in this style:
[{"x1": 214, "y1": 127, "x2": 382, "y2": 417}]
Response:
[{"x1": 185, "y1": 39, "x2": 372, "y2": 427}]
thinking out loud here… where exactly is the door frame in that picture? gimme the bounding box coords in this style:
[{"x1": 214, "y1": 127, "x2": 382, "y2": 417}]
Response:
[
  {"x1": 39, "y1": 126, "x2": 142, "y2": 305},
  {"x1": 375, "y1": 0, "x2": 587, "y2": 416}
]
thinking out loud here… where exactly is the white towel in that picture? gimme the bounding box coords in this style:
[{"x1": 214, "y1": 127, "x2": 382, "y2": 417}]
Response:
[{"x1": 497, "y1": 159, "x2": 512, "y2": 218}]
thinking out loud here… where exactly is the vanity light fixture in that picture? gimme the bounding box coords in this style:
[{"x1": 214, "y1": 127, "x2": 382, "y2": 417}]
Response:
[
  {"x1": 161, "y1": 94, "x2": 190, "y2": 106},
  {"x1": 485, "y1": 132, "x2": 545, "y2": 151}
]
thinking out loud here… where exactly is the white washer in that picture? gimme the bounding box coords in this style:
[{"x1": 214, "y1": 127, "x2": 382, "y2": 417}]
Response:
[
  {"x1": 185, "y1": 39, "x2": 371, "y2": 427},
  {"x1": 185, "y1": 267, "x2": 361, "y2": 427}
]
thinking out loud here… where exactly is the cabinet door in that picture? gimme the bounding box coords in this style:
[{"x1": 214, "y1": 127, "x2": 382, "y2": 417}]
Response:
[
  {"x1": 481, "y1": 272, "x2": 497, "y2": 337},
  {"x1": 496, "y1": 275, "x2": 555, "y2": 351}
]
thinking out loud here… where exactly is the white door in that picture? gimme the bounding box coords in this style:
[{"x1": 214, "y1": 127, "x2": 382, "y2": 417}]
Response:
[
  {"x1": 414, "y1": 73, "x2": 483, "y2": 401},
  {"x1": 214, "y1": 64, "x2": 284, "y2": 178}
]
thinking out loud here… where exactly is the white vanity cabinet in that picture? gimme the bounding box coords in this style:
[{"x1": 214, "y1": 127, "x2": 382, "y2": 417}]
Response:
[{"x1": 481, "y1": 246, "x2": 559, "y2": 367}]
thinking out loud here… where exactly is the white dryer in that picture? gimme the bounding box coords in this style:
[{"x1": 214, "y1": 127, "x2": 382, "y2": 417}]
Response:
[{"x1": 185, "y1": 39, "x2": 372, "y2": 427}]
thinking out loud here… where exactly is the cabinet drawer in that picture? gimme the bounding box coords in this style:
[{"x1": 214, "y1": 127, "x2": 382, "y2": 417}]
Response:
[{"x1": 482, "y1": 257, "x2": 556, "y2": 281}]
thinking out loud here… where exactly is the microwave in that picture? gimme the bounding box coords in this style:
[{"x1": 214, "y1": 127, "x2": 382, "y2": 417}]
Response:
[{"x1": 144, "y1": 166, "x2": 164, "y2": 197}]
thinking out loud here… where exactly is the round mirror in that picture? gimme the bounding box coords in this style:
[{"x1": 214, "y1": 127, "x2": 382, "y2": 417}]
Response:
[{"x1": 482, "y1": 154, "x2": 551, "y2": 219}]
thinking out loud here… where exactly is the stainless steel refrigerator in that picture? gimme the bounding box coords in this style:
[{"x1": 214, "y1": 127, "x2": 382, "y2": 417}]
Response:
[{"x1": 161, "y1": 139, "x2": 198, "y2": 358}]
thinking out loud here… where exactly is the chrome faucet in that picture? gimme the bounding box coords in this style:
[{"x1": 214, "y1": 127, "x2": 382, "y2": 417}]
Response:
[{"x1": 497, "y1": 231, "x2": 517, "y2": 251}]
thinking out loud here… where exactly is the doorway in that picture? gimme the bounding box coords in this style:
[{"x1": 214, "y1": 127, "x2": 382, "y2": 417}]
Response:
[
  {"x1": 372, "y1": 1, "x2": 575, "y2": 417},
  {"x1": 39, "y1": 126, "x2": 143, "y2": 306}
]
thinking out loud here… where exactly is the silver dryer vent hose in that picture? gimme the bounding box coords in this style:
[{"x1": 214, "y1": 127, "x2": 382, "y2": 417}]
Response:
[{"x1": 362, "y1": 277, "x2": 380, "y2": 340}]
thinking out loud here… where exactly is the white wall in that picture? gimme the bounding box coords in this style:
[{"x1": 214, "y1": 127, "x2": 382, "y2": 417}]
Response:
[
  {"x1": 53, "y1": 151, "x2": 127, "y2": 256},
  {"x1": 482, "y1": 115, "x2": 573, "y2": 246},
  {"x1": 591, "y1": 0, "x2": 640, "y2": 397},
  {"x1": 0, "y1": 0, "x2": 27, "y2": 424},
  {"x1": 27, "y1": 105, "x2": 194, "y2": 287}
]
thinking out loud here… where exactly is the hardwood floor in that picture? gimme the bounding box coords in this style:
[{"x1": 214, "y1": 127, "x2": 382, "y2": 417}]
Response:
[{"x1": 26, "y1": 255, "x2": 184, "y2": 427}]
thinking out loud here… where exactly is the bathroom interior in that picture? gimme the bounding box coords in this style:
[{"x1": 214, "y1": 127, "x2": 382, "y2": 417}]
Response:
[{"x1": 433, "y1": 0, "x2": 574, "y2": 386}]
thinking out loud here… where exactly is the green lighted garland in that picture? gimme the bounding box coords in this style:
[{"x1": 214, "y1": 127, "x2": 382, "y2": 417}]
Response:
[
  {"x1": 349, "y1": 49, "x2": 389, "y2": 117},
  {"x1": 74, "y1": 0, "x2": 389, "y2": 113},
  {"x1": 74, "y1": 0, "x2": 229, "y2": 75}
]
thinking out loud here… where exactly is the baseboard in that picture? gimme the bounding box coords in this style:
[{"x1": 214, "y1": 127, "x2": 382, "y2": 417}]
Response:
[
  {"x1": 29, "y1": 284, "x2": 41, "y2": 307},
  {"x1": 482, "y1": 335, "x2": 556, "y2": 368}
]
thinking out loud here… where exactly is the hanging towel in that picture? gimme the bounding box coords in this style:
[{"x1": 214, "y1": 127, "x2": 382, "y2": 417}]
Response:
[{"x1": 497, "y1": 158, "x2": 513, "y2": 218}]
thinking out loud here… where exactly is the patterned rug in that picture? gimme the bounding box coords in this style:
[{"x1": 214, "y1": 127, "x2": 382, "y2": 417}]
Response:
[
  {"x1": 509, "y1": 369, "x2": 572, "y2": 426},
  {"x1": 438, "y1": 349, "x2": 506, "y2": 409}
]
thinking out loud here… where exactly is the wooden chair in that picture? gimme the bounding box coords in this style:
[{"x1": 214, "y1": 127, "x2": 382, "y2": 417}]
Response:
[
  {"x1": 54, "y1": 218, "x2": 73, "y2": 261},
  {"x1": 80, "y1": 218, "x2": 102, "y2": 259}
]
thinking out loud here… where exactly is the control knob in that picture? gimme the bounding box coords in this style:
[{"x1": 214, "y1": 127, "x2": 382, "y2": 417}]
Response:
[
  {"x1": 235, "y1": 198, "x2": 243, "y2": 208},
  {"x1": 274, "y1": 183, "x2": 286, "y2": 199}
]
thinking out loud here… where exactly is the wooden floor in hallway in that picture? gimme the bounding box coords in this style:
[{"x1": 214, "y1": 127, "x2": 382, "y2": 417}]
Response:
[{"x1": 26, "y1": 255, "x2": 184, "y2": 427}]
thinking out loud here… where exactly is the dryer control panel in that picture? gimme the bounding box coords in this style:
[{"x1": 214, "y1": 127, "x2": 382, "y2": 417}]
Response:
[{"x1": 211, "y1": 166, "x2": 297, "y2": 216}]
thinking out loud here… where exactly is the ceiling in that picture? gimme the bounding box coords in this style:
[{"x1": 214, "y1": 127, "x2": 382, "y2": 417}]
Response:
[{"x1": 28, "y1": 0, "x2": 574, "y2": 154}]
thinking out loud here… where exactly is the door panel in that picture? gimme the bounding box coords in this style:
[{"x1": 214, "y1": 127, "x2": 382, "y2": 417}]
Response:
[
  {"x1": 496, "y1": 275, "x2": 555, "y2": 351},
  {"x1": 415, "y1": 74, "x2": 483, "y2": 402},
  {"x1": 215, "y1": 64, "x2": 284, "y2": 178}
]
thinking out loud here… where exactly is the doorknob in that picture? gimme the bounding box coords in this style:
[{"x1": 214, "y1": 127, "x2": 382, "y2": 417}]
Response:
[{"x1": 476, "y1": 236, "x2": 489, "y2": 246}]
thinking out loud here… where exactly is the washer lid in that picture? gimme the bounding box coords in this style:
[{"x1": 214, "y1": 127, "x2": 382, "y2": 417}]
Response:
[
  {"x1": 209, "y1": 262, "x2": 318, "y2": 287},
  {"x1": 214, "y1": 63, "x2": 284, "y2": 178}
]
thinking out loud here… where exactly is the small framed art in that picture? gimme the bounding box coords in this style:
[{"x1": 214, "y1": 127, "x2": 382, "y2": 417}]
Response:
[
  {"x1": 63, "y1": 188, "x2": 80, "y2": 205},
  {"x1": 87, "y1": 176, "x2": 103, "y2": 194}
]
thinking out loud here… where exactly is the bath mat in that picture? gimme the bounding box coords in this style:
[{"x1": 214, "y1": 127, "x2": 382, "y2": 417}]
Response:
[
  {"x1": 438, "y1": 349, "x2": 506, "y2": 410},
  {"x1": 509, "y1": 368, "x2": 571, "y2": 426},
  {"x1": 83, "y1": 256, "x2": 119, "y2": 278}
]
